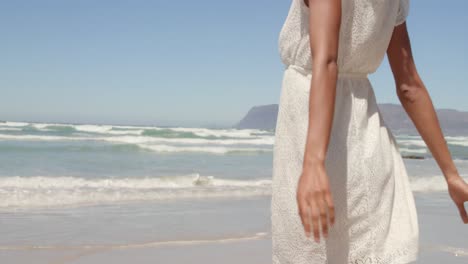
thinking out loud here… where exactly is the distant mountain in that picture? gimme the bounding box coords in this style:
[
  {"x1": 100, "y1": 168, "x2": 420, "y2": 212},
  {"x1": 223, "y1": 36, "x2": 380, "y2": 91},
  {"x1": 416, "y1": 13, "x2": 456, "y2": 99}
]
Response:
[
  {"x1": 234, "y1": 103, "x2": 468, "y2": 136},
  {"x1": 234, "y1": 104, "x2": 278, "y2": 131}
]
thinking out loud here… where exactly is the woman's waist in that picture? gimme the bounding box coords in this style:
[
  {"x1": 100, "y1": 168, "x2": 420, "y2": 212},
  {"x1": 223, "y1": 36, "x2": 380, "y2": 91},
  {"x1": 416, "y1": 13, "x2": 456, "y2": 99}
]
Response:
[{"x1": 285, "y1": 64, "x2": 369, "y2": 79}]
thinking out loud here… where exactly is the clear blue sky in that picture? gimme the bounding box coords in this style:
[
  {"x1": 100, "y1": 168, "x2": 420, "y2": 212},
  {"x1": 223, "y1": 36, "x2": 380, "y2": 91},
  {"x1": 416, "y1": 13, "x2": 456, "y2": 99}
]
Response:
[{"x1": 1, "y1": 0, "x2": 467, "y2": 127}]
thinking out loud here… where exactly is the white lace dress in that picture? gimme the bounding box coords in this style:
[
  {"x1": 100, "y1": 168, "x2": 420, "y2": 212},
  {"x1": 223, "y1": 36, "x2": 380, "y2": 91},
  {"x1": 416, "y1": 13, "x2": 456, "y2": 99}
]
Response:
[{"x1": 271, "y1": 0, "x2": 419, "y2": 263}]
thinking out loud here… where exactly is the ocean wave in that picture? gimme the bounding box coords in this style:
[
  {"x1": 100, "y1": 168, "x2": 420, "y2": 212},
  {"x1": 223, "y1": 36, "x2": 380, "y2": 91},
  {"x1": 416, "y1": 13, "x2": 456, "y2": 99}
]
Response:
[
  {"x1": 0, "y1": 134, "x2": 274, "y2": 154},
  {"x1": 0, "y1": 174, "x2": 271, "y2": 189},
  {"x1": 0, "y1": 134, "x2": 72, "y2": 141},
  {"x1": 31, "y1": 123, "x2": 143, "y2": 135},
  {"x1": 137, "y1": 144, "x2": 271, "y2": 154},
  {"x1": 74, "y1": 124, "x2": 113, "y2": 133},
  {"x1": 0, "y1": 174, "x2": 272, "y2": 208},
  {"x1": 398, "y1": 147, "x2": 427, "y2": 154},
  {"x1": 409, "y1": 175, "x2": 468, "y2": 192},
  {"x1": 445, "y1": 135, "x2": 468, "y2": 141},
  {"x1": 1, "y1": 122, "x2": 273, "y2": 140},
  {"x1": 166, "y1": 127, "x2": 272, "y2": 138},
  {"x1": 447, "y1": 141, "x2": 468, "y2": 147},
  {"x1": 394, "y1": 134, "x2": 422, "y2": 138},
  {"x1": 395, "y1": 139, "x2": 428, "y2": 147},
  {"x1": 0, "y1": 127, "x2": 22, "y2": 131},
  {"x1": 29, "y1": 124, "x2": 76, "y2": 134},
  {"x1": 1, "y1": 121, "x2": 29, "y2": 127},
  {"x1": 0, "y1": 133, "x2": 273, "y2": 145},
  {"x1": 101, "y1": 135, "x2": 274, "y2": 146},
  {"x1": 396, "y1": 135, "x2": 468, "y2": 148}
]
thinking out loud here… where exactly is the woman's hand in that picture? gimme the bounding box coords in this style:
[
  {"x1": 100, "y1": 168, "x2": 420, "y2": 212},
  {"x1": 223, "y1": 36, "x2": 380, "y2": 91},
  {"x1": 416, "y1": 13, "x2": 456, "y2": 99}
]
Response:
[
  {"x1": 296, "y1": 161, "x2": 335, "y2": 242},
  {"x1": 447, "y1": 175, "x2": 468, "y2": 224}
]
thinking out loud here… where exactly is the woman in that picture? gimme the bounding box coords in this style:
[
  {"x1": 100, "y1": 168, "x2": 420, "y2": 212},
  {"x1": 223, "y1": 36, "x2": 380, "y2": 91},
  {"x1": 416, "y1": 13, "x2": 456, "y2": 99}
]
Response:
[{"x1": 271, "y1": 0, "x2": 468, "y2": 263}]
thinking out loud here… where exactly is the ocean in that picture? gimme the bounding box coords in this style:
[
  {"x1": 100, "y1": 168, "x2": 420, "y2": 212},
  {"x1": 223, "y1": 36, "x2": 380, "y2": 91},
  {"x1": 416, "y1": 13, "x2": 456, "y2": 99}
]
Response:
[{"x1": 1, "y1": 121, "x2": 467, "y2": 263}]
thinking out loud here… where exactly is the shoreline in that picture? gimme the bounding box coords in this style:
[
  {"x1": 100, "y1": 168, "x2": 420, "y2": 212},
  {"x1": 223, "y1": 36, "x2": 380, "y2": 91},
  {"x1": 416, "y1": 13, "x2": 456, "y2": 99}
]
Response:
[{"x1": 1, "y1": 194, "x2": 468, "y2": 263}]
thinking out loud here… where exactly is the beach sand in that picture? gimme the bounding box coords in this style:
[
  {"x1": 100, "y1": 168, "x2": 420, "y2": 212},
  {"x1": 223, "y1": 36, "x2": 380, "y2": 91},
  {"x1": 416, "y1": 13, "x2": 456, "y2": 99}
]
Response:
[{"x1": 1, "y1": 194, "x2": 467, "y2": 264}]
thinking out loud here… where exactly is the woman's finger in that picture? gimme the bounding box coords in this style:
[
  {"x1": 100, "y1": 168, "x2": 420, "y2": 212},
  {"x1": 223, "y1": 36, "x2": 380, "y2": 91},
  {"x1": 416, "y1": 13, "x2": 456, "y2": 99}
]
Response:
[
  {"x1": 309, "y1": 198, "x2": 321, "y2": 243},
  {"x1": 457, "y1": 201, "x2": 468, "y2": 224},
  {"x1": 318, "y1": 193, "x2": 329, "y2": 238},
  {"x1": 325, "y1": 190, "x2": 335, "y2": 226},
  {"x1": 297, "y1": 194, "x2": 312, "y2": 237}
]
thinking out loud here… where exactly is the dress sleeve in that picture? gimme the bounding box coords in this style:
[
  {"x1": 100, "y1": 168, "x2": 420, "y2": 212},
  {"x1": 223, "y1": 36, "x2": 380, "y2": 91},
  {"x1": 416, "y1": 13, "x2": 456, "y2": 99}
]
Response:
[{"x1": 395, "y1": 0, "x2": 410, "y2": 26}]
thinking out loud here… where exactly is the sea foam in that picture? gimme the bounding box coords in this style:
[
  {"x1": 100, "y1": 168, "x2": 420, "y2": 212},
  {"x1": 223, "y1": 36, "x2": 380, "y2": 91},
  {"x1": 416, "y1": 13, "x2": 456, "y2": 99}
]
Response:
[{"x1": 0, "y1": 174, "x2": 272, "y2": 208}]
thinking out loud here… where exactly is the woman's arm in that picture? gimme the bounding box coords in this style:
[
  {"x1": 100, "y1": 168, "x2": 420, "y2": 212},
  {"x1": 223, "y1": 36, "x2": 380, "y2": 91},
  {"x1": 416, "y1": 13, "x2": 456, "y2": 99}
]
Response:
[
  {"x1": 387, "y1": 22, "x2": 468, "y2": 224},
  {"x1": 387, "y1": 22, "x2": 458, "y2": 180},
  {"x1": 296, "y1": 0, "x2": 341, "y2": 243}
]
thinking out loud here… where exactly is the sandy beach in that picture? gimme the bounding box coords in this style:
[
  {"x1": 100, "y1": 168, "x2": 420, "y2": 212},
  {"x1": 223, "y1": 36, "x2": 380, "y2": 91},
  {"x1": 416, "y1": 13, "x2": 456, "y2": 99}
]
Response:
[{"x1": 1, "y1": 193, "x2": 468, "y2": 264}]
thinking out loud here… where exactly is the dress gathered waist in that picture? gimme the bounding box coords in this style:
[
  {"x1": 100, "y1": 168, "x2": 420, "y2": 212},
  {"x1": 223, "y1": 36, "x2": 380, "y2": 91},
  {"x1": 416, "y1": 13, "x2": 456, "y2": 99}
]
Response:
[{"x1": 286, "y1": 64, "x2": 369, "y2": 79}]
